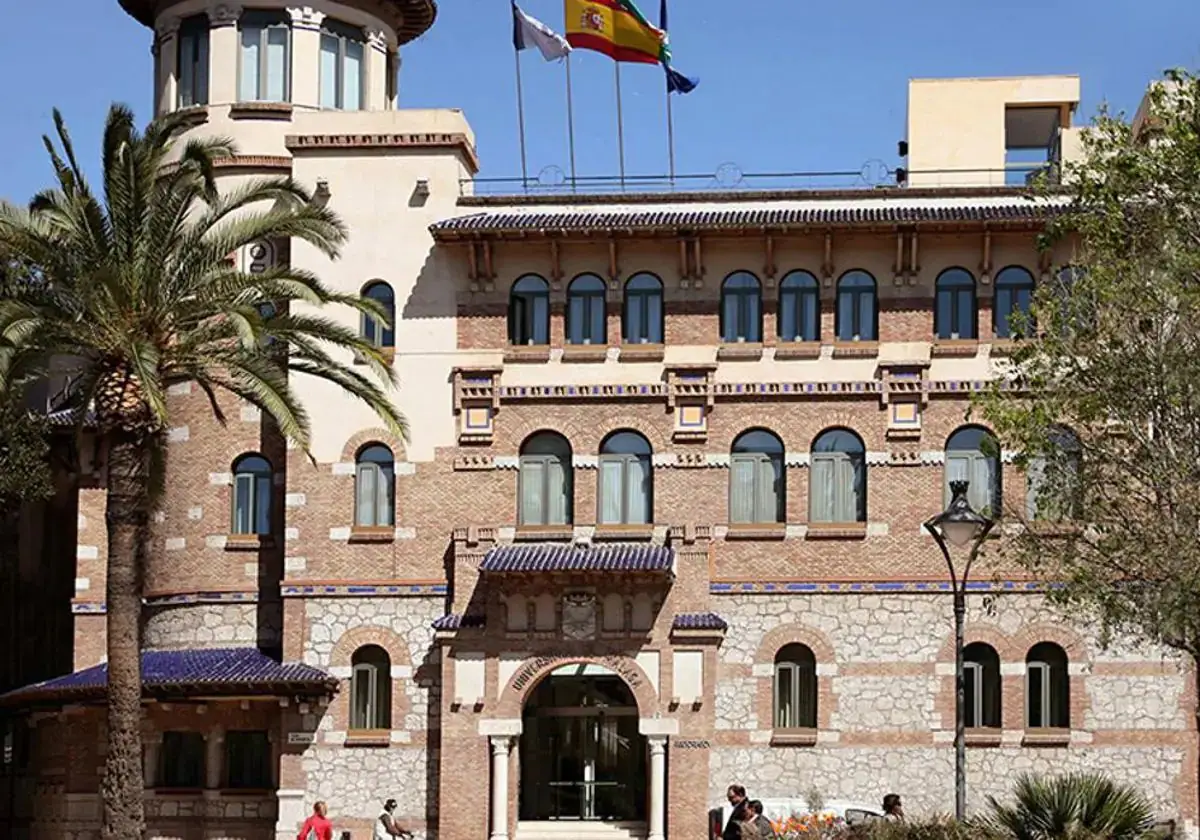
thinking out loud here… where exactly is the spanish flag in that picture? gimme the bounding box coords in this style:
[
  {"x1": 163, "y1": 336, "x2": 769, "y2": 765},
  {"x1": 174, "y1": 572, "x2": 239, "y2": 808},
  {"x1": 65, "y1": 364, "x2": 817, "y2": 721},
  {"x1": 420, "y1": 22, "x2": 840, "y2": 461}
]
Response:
[{"x1": 564, "y1": 0, "x2": 667, "y2": 65}]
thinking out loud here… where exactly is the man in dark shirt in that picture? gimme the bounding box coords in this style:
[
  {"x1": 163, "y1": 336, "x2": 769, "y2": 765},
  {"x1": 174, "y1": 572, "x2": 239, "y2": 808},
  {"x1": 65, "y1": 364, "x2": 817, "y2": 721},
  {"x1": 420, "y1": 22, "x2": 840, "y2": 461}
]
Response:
[{"x1": 722, "y1": 784, "x2": 750, "y2": 840}]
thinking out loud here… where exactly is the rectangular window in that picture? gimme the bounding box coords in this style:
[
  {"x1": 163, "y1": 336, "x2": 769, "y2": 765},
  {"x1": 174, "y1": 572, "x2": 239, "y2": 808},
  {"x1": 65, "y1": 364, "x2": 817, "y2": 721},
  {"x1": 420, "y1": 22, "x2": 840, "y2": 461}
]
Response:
[
  {"x1": 730, "y1": 454, "x2": 779, "y2": 523},
  {"x1": 1026, "y1": 662, "x2": 1049, "y2": 728},
  {"x1": 240, "y1": 13, "x2": 291, "y2": 102},
  {"x1": 160, "y1": 731, "x2": 205, "y2": 789},
  {"x1": 177, "y1": 15, "x2": 210, "y2": 108},
  {"x1": 320, "y1": 23, "x2": 365, "y2": 110},
  {"x1": 351, "y1": 665, "x2": 378, "y2": 729},
  {"x1": 963, "y1": 662, "x2": 983, "y2": 728},
  {"x1": 225, "y1": 730, "x2": 271, "y2": 789}
]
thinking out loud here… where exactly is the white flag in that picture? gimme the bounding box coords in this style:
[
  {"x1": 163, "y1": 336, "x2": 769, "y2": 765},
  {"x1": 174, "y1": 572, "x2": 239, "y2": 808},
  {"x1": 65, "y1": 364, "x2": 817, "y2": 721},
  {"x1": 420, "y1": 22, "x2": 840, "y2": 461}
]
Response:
[{"x1": 512, "y1": 2, "x2": 572, "y2": 62}]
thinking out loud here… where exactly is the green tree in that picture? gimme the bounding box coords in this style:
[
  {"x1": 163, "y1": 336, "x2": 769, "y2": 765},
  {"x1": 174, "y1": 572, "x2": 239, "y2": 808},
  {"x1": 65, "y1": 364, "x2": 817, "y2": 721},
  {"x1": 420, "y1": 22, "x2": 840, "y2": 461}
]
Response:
[
  {"x1": 984, "y1": 774, "x2": 1155, "y2": 840},
  {"x1": 0, "y1": 105, "x2": 404, "y2": 839},
  {"x1": 978, "y1": 70, "x2": 1200, "y2": 823}
]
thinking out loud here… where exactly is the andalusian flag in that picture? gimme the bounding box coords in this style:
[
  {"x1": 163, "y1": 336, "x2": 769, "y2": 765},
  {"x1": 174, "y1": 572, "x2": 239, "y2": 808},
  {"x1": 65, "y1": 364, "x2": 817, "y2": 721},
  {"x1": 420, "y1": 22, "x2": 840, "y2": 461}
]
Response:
[{"x1": 564, "y1": 0, "x2": 667, "y2": 65}]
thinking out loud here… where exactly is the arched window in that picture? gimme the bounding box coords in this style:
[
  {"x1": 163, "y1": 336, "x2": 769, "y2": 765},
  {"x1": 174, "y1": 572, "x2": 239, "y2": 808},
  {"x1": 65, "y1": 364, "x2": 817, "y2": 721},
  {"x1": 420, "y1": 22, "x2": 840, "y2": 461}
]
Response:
[
  {"x1": 519, "y1": 432, "x2": 573, "y2": 525},
  {"x1": 350, "y1": 645, "x2": 392, "y2": 730},
  {"x1": 567, "y1": 274, "x2": 607, "y2": 345},
  {"x1": 355, "y1": 444, "x2": 395, "y2": 527},
  {"x1": 774, "y1": 644, "x2": 817, "y2": 729},
  {"x1": 945, "y1": 426, "x2": 1001, "y2": 516},
  {"x1": 319, "y1": 20, "x2": 365, "y2": 110},
  {"x1": 993, "y1": 266, "x2": 1035, "y2": 339},
  {"x1": 361, "y1": 281, "x2": 395, "y2": 348},
  {"x1": 623, "y1": 273, "x2": 663, "y2": 344},
  {"x1": 810, "y1": 429, "x2": 866, "y2": 523},
  {"x1": 730, "y1": 429, "x2": 784, "y2": 524},
  {"x1": 177, "y1": 15, "x2": 210, "y2": 108},
  {"x1": 836, "y1": 270, "x2": 877, "y2": 341},
  {"x1": 1026, "y1": 642, "x2": 1070, "y2": 729},
  {"x1": 964, "y1": 642, "x2": 1001, "y2": 729},
  {"x1": 935, "y1": 268, "x2": 977, "y2": 340},
  {"x1": 509, "y1": 275, "x2": 550, "y2": 346},
  {"x1": 598, "y1": 431, "x2": 652, "y2": 525},
  {"x1": 231, "y1": 454, "x2": 272, "y2": 535},
  {"x1": 239, "y1": 10, "x2": 290, "y2": 103},
  {"x1": 1026, "y1": 426, "x2": 1082, "y2": 521},
  {"x1": 720, "y1": 272, "x2": 762, "y2": 343},
  {"x1": 778, "y1": 271, "x2": 820, "y2": 342}
]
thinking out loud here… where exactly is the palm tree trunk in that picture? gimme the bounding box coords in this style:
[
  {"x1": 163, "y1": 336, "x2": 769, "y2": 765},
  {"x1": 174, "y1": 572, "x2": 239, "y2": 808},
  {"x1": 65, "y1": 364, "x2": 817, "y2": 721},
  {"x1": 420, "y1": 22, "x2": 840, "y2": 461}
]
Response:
[{"x1": 99, "y1": 434, "x2": 150, "y2": 840}]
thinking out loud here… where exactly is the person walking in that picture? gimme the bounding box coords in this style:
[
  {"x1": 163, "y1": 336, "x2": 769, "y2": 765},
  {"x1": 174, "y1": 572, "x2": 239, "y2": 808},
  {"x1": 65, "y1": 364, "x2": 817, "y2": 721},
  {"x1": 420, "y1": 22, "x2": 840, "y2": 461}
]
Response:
[
  {"x1": 375, "y1": 798, "x2": 413, "y2": 839},
  {"x1": 883, "y1": 793, "x2": 905, "y2": 823},
  {"x1": 297, "y1": 801, "x2": 334, "y2": 840},
  {"x1": 748, "y1": 800, "x2": 775, "y2": 839},
  {"x1": 723, "y1": 785, "x2": 751, "y2": 840}
]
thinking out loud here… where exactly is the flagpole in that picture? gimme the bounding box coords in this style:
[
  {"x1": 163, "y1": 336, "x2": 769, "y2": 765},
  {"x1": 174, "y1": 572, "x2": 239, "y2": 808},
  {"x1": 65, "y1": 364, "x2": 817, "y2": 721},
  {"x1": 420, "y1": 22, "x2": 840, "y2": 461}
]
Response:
[
  {"x1": 513, "y1": 45, "x2": 529, "y2": 190},
  {"x1": 666, "y1": 83, "x2": 676, "y2": 186},
  {"x1": 615, "y1": 61, "x2": 626, "y2": 189},
  {"x1": 566, "y1": 54, "x2": 578, "y2": 190}
]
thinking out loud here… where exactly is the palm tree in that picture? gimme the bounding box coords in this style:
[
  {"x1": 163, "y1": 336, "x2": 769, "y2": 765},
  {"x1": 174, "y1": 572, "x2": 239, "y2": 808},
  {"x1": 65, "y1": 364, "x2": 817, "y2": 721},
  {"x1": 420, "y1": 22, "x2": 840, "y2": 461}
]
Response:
[
  {"x1": 0, "y1": 104, "x2": 404, "y2": 839},
  {"x1": 985, "y1": 773, "x2": 1156, "y2": 840}
]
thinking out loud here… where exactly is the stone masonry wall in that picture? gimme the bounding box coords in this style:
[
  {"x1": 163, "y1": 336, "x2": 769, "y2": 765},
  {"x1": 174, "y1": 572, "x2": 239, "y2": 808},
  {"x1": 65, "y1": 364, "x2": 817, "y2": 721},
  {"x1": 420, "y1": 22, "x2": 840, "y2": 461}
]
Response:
[
  {"x1": 712, "y1": 592, "x2": 1194, "y2": 824},
  {"x1": 301, "y1": 596, "x2": 443, "y2": 838},
  {"x1": 143, "y1": 602, "x2": 260, "y2": 650}
]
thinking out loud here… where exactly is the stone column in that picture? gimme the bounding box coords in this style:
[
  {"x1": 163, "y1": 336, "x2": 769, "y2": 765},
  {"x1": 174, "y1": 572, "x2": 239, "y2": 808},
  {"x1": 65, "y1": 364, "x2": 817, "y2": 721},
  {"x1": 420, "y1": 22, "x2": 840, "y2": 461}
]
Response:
[
  {"x1": 287, "y1": 7, "x2": 325, "y2": 109},
  {"x1": 206, "y1": 2, "x2": 242, "y2": 104},
  {"x1": 142, "y1": 733, "x2": 162, "y2": 788},
  {"x1": 365, "y1": 28, "x2": 389, "y2": 111},
  {"x1": 154, "y1": 17, "x2": 181, "y2": 116},
  {"x1": 205, "y1": 728, "x2": 225, "y2": 789},
  {"x1": 647, "y1": 736, "x2": 667, "y2": 840},
  {"x1": 489, "y1": 736, "x2": 512, "y2": 840}
]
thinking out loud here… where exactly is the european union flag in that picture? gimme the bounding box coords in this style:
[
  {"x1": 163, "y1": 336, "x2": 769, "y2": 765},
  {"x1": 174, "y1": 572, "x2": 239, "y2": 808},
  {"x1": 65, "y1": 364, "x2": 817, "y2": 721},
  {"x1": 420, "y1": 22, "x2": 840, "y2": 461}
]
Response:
[{"x1": 659, "y1": 0, "x2": 698, "y2": 94}]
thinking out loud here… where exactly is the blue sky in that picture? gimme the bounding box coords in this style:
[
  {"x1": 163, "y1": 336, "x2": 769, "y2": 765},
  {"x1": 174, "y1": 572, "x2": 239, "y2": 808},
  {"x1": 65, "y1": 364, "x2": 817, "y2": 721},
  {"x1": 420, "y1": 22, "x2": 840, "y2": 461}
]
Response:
[{"x1": 1, "y1": 1, "x2": 1198, "y2": 201}]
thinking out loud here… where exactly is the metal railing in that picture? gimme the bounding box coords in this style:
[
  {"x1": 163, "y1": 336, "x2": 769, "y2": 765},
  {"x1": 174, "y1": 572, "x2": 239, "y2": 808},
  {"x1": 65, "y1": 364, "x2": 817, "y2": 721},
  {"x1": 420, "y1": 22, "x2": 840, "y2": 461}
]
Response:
[{"x1": 459, "y1": 162, "x2": 1060, "y2": 197}]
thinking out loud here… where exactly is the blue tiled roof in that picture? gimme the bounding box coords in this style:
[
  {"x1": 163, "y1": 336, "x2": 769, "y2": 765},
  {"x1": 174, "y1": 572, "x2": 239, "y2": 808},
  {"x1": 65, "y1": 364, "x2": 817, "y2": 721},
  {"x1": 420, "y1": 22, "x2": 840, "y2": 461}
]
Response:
[
  {"x1": 431, "y1": 613, "x2": 486, "y2": 631},
  {"x1": 0, "y1": 648, "x2": 336, "y2": 708},
  {"x1": 672, "y1": 612, "x2": 729, "y2": 632},
  {"x1": 480, "y1": 543, "x2": 675, "y2": 574}
]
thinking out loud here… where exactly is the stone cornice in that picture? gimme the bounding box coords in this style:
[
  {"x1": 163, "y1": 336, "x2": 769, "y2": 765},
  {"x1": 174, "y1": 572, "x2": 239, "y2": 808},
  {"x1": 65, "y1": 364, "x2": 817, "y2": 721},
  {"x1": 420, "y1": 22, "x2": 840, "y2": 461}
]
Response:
[{"x1": 284, "y1": 132, "x2": 480, "y2": 173}]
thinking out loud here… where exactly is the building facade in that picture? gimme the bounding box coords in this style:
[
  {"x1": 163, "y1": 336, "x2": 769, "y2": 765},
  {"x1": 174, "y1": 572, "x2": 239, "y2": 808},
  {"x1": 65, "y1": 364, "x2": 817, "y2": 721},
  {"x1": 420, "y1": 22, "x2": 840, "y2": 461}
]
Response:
[{"x1": 0, "y1": 2, "x2": 1194, "y2": 840}]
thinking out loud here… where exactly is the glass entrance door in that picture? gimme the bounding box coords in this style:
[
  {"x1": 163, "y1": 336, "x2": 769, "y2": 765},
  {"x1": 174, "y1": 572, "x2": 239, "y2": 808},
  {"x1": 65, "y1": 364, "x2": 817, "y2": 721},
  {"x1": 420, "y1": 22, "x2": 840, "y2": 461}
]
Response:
[{"x1": 519, "y1": 668, "x2": 647, "y2": 822}]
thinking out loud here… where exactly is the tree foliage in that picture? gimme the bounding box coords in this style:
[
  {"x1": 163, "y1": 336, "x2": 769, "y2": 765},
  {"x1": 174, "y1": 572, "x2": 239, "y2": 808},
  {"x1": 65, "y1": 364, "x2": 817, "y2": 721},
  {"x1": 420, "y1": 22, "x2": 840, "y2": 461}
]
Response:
[
  {"x1": 978, "y1": 70, "x2": 1200, "y2": 661},
  {"x1": 983, "y1": 774, "x2": 1156, "y2": 840}
]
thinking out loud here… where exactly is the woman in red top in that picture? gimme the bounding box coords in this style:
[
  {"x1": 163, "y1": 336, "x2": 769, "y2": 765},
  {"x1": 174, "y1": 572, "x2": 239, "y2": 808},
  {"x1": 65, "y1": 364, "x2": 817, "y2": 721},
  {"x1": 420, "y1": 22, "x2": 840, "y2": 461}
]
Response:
[{"x1": 297, "y1": 801, "x2": 334, "y2": 840}]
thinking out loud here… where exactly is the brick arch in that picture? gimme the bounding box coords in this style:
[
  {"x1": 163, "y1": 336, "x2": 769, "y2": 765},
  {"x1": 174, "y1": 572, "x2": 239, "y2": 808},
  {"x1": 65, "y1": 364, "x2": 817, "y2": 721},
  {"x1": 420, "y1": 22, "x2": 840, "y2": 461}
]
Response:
[
  {"x1": 596, "y1": 421, "x2": 670, "y2": 454},
  {"x1": 507, "y1": 419, "x2": 591, "y2": 454},
  {"x1": 339, "y1": 428, "x2": 407, "y2": 464},
  {"x1": 1010, "y1": 621, "x2": 1089, "y2": 661},
  {"x1": 934, "y1": 623, "x2": 1015, "y2": 662},
  {"x1": 329, "y1": 624, "x2": 412, "y2": 668},
  {"x1": 493, "y1": 655, "x2": 659, "y2": 719},
  {"x1": 755, "y1": 623, "x2": 835, "y2": 664}
]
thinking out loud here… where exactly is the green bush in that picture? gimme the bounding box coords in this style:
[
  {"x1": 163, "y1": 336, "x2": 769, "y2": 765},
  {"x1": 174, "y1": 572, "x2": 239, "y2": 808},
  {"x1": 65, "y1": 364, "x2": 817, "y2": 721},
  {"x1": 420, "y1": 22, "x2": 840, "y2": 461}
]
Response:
[{"x1": 982, "y1": 773, "x2": 1157, "y2": 840}]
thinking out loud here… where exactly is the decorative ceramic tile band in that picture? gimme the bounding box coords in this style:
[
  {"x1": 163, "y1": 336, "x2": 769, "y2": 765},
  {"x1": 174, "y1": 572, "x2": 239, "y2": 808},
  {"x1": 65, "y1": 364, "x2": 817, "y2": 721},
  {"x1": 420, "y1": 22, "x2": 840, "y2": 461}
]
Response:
[
  {"x1": 281, "y1": 582, "x2": 448, "y2": 597},
  {"x1": 711, "y1": 580, "x2": 1056, "y2": 595},
  {"x1": 72, "y1": 601, "x2": 107, "y2": 614},
  {"x1": 144, "y1": 591, "x2": 259, "y2": 607}
]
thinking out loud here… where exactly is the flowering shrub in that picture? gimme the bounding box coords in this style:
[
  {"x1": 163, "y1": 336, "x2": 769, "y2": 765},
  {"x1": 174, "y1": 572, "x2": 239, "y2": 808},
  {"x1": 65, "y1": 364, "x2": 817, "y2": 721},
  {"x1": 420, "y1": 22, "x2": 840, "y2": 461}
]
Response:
[{"x1": 771, "y1": 811, "x2": 849, "y2": 839}]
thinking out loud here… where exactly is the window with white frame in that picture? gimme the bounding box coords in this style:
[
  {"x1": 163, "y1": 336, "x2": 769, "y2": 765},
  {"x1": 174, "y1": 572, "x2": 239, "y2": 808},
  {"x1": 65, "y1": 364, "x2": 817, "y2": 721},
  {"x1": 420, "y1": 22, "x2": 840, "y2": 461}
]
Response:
[
  {"x1": 1026, "y1": 642, "x2": 1070, "y2": 729},
  {"x1": 623, "y1": 273, "x2": 663, "y2": 344},
  {"x1": 729, "y1": 429, "x2": 785, "y2": 524},
  {"x1": 508, "y1": 275, "x2": 550, "y2": 346},
  {"x1": 810, "y1": 428, "x2": 866, "y2": 523},
  {"x1": 231, "y1": 453, "x2": 272, "y2": 535},
  {"x1": 566, "y1": 274, "x2": 607, "y2": 345},
  {"x1": 239, "y1": 11, "x2": 290, "y2": 102},
  {"x1": 355, "y1": 444, "x2": 395, "y2": 527},
  {"x1": 778, "y1": 270, "x2": 820, "y2": 342},
  {"x1": 993, "y1": 266, "x2": 1035, "y2": 339},
  {"x1": 774, "y1": 644, "x2": 817, "y2": 729},
  {"x1": 720, "y1": 271, "x2": 763, "y2": 343},
  {"x1": 1026, "y1": 426, "x2": 1081, "y2": 521},
  {"x1": 350, "y1": 645, "x2": 392, "y2": 730},
  {"x1": 835, "y1": 270, "x2": 877, "y2": 341},
  {"x1": 934, "y1": 267, "x2": 977, "y2": 340},
  {"x1": 176, "y1": 15, "x2": 210, "y2": 108},
  {"x1": 519, "y1": 432, "x2": 573, "y2": 526},
  {"x1": 319, "y1": 20, "x2": 365, "y2": 110},
  {"x1": 945, "y1": 426, "x2": 1001, "y2": 516},
  {"x1": 598, "y1": 431, "x2": 652, "y2": 525},
  {"x1": 963, "y1": 642, "x2": 1001, "y2": 728}
]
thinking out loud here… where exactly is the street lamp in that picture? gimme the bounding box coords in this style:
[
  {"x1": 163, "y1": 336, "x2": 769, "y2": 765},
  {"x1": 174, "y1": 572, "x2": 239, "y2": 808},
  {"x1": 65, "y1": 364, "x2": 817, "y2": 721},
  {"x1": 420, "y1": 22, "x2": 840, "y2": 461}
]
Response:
[{"x1": 924, "y1": 479, "x2": 995, "y2": 822}]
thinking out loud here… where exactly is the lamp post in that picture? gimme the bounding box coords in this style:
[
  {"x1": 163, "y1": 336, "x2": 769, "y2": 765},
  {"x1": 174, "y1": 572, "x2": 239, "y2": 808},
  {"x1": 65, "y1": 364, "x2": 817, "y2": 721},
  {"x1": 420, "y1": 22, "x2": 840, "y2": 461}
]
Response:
[{"x1": 924, "y1": 479, "x2": 995, "y2": 822}]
